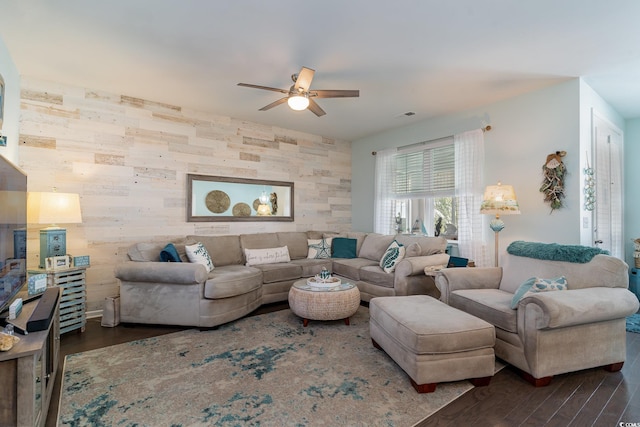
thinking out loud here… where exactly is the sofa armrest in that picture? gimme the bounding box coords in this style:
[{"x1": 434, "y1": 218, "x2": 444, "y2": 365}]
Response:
[
  {"x1": 436, "y1": 267, "x2": 502, "y2": 304},
  {"x1": 518, "y1": 287, "x2": 640, "y2": 330},
  {"x1": 115, "y1": 261, "x2": 208, "y2": 285},
  {"x1": 395, "y1": 253, "x2": 450, "y2": 277}
]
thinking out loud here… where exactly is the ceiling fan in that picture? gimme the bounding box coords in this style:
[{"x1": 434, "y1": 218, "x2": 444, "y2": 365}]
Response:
[{"x1": 237, "y1": 66, "x2": 359, "y2": 116}]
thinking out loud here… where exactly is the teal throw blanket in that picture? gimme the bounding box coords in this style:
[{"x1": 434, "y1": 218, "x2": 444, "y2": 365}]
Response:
[{"x1": 506, "y1": 241, "x2": 609, "y2": 263}]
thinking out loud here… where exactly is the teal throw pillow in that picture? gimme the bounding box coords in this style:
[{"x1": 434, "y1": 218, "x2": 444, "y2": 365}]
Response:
[
  {"x1": 160, "y1": 243, "x2": 182, "y2": 263},
  {"x1": 510, "y1": 276, "x2": 568, "y2": 309},
  {"x1": 379, "y1": 240, "x2": 406, "y2": 273},
  {"x1": 332, "y1": 237, "x2": 357, "y2": 258}
]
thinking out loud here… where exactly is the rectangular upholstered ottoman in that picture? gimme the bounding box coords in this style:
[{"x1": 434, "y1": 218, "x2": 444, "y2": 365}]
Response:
[{"x1": 370, "y1": 295, "x2": 496, "y2": 393}]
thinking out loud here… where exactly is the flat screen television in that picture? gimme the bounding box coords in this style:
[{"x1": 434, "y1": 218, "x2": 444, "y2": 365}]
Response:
[{"x1": 0, "y1": 154, "x2": 27, "y2": 316}]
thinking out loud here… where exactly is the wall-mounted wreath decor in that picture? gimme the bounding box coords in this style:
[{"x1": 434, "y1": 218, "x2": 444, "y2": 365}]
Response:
[{"x1": 540, "y1": 150, "x2": 567, "y2": 212}]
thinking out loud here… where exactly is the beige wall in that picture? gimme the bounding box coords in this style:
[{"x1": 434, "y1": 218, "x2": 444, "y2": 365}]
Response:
[{"x1": 18, "y1": 77, "x2": 352, "y2": 312}]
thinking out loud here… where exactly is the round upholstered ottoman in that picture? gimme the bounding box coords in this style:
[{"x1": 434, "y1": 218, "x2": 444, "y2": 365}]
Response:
[
  {"x1": 370, "y1": 295, "x2": 495, "y2": 393},
  {"x1": 288, "y1": 279, "x2": 360, "y2": 327}
]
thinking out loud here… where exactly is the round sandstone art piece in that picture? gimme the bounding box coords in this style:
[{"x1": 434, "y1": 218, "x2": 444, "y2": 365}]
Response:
[
  {"x1": 252, "y1": 199, "x2": 260, "y2": 212},
  {"x1": 232, "y1": 202, "x2": 251, "y2": 217},
  {"x1": 205, "y1": 190, "x2": 230, "y2": 214}
]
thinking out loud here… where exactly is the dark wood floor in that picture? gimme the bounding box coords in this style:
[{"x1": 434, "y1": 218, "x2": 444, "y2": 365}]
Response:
[{"x1": 48, "y1": 304, "x2": 640, "y2": 427}]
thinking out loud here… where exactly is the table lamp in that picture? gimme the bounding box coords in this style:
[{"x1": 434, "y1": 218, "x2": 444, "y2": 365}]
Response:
[
  {"x1": 256, "y1": 190, "x2": 272, "y2": 216},
  {"x1": 480, "y1": 182, "x2": 520, "y2": 267},
  {"x1": 27, "y1": 191, "x2": 82, "y2": 268}
]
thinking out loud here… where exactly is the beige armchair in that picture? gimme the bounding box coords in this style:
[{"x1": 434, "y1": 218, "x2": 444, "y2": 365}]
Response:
[{"x1": 436, "y1": 251, "x2": 639, "y2": 386}]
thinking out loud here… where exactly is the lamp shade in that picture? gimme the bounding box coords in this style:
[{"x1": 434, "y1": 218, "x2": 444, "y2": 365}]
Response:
[
  {"x1": 479, "y1": 183, "x2": 520, "y2": 216},
  {"x1": 27, "y1": 192, "x2": 83, "y2": 225},
  {"x1": 0, "y1": 191, "x2": 27, "y2": 224}
]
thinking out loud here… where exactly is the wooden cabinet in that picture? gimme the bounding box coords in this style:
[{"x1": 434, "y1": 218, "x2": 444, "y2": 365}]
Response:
[
  {"x1": 0, "y1": 297, "x2": 60, "y2": 427},
  {"x1": 29, "y1": 266, "x2": 87, "y2": 334}
]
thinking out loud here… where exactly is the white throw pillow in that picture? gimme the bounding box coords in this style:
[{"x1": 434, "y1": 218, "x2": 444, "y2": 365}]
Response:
[
  {"x1": 244, "y1": 246, "x2": 291, "y2": 266},
  {"x1": 307, "y1": 238, "x2": 333, "y2": 259},
  {"x1": 379, "y1": 240, "x2": 406, "y2": 273},
  {"x1": 185, "y1": 242, "x2": 215, "y2": 272}
]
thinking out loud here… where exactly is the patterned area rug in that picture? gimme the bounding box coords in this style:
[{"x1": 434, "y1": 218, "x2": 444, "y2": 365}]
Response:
[
  {"x1": 58, "y1": 307, "x2": 489, "y2": 426},
  {"x1": 627, "y1": 313, "x2": 640, "y2": 333}
]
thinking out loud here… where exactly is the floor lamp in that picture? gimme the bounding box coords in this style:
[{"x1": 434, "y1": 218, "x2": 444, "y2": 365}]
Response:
[{"x1": 480, "y1": 182, "x2": 520, "y2": 267}]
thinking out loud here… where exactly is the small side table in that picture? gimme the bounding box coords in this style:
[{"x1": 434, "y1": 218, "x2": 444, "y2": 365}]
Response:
[
  {"x1": 288, "y1": 279, "x2": 360, "y2": 327},
  {"x1": 28, "y1": 266, "x2": 88, "y2": 334}
]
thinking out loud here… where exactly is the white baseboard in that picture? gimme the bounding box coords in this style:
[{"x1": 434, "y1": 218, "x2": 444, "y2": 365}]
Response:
[{"x1": 86, "y1": 309, "x2": 103, "y2": 319}]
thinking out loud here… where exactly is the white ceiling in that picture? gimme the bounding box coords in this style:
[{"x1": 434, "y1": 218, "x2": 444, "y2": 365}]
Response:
[{"x1": 1, "y1": 0, "x2": 639, "y2": 141}]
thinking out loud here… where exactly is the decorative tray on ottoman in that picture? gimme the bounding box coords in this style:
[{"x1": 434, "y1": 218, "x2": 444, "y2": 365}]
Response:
[{"x1": 307, "y1": 277, "x2": 342, "y2": 288}]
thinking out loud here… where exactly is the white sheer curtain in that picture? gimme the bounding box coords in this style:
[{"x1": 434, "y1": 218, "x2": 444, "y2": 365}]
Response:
[
  {"x1": 374, "y1": 148, "x2": 396, "y2": 234},
  {"x1": 455, "y1": 129, "x2": 489, "y2": 266}
]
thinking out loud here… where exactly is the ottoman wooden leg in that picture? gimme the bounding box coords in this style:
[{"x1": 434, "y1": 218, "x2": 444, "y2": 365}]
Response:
[
  {"x1": 303, "y1": 318, "x2": 309, "y2": 327},
  {"x1": 604, "y1": 362, "x2": 624, "y2": 372},
  {"x1": 470, "y1": 376, "x2": 492, "y2": 387},
  {"x1": 520, "y1": 370, "x2": 553, "y2": 387},
  {"x1": 344, "y1": 317, "x2": 350, "y2": 325},
  {"x1": 410, "y1": 377, "x2": 437, "y2": 393}
]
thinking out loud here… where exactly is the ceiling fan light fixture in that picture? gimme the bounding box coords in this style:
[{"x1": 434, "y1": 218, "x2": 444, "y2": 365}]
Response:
[{"x1": 287, "y1": 94, "x2": 309, "y2": 111}]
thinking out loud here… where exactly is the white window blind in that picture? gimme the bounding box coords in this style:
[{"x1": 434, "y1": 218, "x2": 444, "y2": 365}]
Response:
[{"x1": 393, "y1": 140, "x2": 455, "y2": 198}]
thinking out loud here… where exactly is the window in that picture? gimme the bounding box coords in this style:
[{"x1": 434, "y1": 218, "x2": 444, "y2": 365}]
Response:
[
  {"x1": 375, "y1": 137, "x2": 458, "y2": 237},
  {"x1": 374, "y1": 129, "x2": 486, "y2": 264}
]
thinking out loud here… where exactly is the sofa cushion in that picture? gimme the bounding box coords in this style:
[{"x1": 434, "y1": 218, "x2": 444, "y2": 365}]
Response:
[
  {"x1": 307, "y1": 230, "x2": 327, "y2": 240},
  {"x1": 394, "y1": 235, "x2": 447, "y2": 256},
  {"x1": 188, "y1": 235, "x2": 243, "y2": 267},
  {"x1": 252, "y1": 262, "x2": 302, "y2": 284},
  {"x1": 244, "y1": 246, "x2": 291, "y2": 266},
  {"x1": 185, "y1": 242, "x2": 215, "y2": 272},
  {"x1": 332, "y1": 258, "x2": 378, "y2": 281},
  {"x1": 510, "y1": 276, "x2": 567, "y2": 309},
  {"x1": 128, "y1": 242, "x2": 163, "y2": 262},
  {"x1": 450, "y1": 289, "x2": 517, "y2": 333},
  {"x1": 290, "y1": 258, "x2": 333, "y2": 277},
  {"x1": 277, "y1": 232, "x2": 309, "y2": 260},
  {"x1": 499, "y1": 253, "x2": 628, "y2": 293},
  {"x1": 172, "y1": 239, "x2": 193, "y2": 262},
  {"x1": 379, "y1": 240, "x2": 406, "y2": 273},
  {"x1": 359, "y1": 233, "x2": 395, "y2": 261},
  {"x1": 405, "y1": 242, "x2": 421, "y2": 257},
  {"x1": 359, "y1": 265, "x2": 395, "y2": 288},
  {"x1": 203, "y1": 265, "x2": 262, "y2": 299},
  {"x1": 307, "y1": 238, "x2": 333, "y2": 259},
  {"x1": 240, "y1": 233, "x2": 280, "y2": 250},
  {"x1": 332, "y1": 237, "x2": 357, "y2": 259}
]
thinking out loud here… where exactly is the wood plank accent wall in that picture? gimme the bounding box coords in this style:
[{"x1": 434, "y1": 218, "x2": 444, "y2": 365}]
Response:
[{"x1": 18, "y1": 78, "x2": 352, "y2": 312}]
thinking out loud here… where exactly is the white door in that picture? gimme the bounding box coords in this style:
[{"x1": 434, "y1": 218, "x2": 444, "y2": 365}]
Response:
[{"x1": 593, "y1": 111, "x2": 623, "y2": 258}]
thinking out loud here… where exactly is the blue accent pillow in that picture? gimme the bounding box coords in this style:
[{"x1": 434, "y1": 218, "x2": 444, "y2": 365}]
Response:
[
  {"x1": 160, "y1": 243, "x2": 182, "y2": 262},
  {"x1": 332, "y1": 237, "x2": 357, "y2": 258},
  {"x1": 510, "y1": 276, "x2": 567, "y2": 309}
]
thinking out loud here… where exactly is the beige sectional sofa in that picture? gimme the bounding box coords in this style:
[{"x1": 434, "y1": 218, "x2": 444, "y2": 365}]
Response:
[{"x1": 115, "y1": 231, "x2": 449, "y2": 328}]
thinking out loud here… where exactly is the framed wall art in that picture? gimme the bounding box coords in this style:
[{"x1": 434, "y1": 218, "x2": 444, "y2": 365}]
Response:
[{"x1": 187, "y1": 174, "x2": 294, "y2": 222}]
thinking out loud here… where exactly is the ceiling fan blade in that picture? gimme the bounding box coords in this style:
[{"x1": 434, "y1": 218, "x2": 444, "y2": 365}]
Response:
[
  {"x1": 238, "y1": 83, "x2": 288, "y2": 94},
  {"x1": 311, "y1": 89, "x2": 360, "y2": 98},
  {"x1": 259, "y1": 97, "x2": 288, "y2": 111},
  {"x1": 307, "y1": 98, "x2": 326, "y2": 117},
  {"x1": 294, "y1": 67, "x2": 315, "y2": 91}
]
